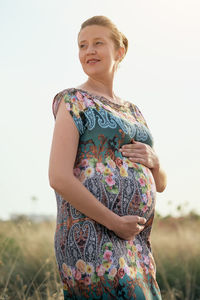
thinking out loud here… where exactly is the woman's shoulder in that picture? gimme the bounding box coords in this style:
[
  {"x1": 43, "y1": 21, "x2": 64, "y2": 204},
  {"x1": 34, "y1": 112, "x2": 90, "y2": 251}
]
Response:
[
  {"x1": 53, "y1": 87, "x2": 78, "y2": 99},
  {"x1": 53, "y1": 88, "x2": 89, "y2": 108},
  {"x1": 53, "y1": 87, "x2": 98, "y2": 102},
  {"x1": 123, "y1": 99, "x2": 139, "y2": 113},
  {"x1": 52, "y1": 87, "x2": 98, "y2": 118}
]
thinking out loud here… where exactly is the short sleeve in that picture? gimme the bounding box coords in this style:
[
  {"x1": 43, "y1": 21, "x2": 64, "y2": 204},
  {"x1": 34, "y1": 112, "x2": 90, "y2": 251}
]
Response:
[
  {"x1": 52, "y1": 89, "x2": 87, "y2": 135},
  {"x1": 132, "y1": 104, "x2": 149, "y2": 128},
  {"x1": 130, "y1": 103, "x2": 154, "y2": 147}
]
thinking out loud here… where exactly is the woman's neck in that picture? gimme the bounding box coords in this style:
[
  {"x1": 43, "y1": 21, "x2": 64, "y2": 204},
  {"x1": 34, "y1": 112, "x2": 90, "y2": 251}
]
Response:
[{"x1": 77, "y1": 77, "x2": 121, "y2": 104}]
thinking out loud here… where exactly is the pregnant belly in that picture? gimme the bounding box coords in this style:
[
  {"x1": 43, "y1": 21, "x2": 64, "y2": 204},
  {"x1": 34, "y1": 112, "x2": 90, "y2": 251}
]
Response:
[
  {"x1": 121, "y1": 164, "x2": 157, "y2": 219},
  {"x1": 74, "y1": 157, "x2": 157, "y2": 220}
]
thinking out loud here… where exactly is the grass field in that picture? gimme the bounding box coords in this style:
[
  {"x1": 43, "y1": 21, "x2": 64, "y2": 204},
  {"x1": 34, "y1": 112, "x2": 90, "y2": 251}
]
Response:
[{"x1": 0, "y1": 213, "x2": 200, "y2": 300}]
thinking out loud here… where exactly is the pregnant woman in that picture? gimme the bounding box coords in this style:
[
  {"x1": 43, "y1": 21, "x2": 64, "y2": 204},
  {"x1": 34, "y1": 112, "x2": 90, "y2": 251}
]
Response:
[{"x1": 48, "y1": 15, "x2": 167, "y2": 300}]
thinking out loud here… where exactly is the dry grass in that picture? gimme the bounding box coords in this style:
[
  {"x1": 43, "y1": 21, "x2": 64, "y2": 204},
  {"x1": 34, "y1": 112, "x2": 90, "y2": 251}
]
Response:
[
  {"x1": 0, "y1": 213, "x2": 200, "y2": 299},
  {"x1": 152, "y1": 214, "x2": 200, "y2": 300},
  {"x1": 0, "y1": 218, "x2": 63, "y2": 299}
]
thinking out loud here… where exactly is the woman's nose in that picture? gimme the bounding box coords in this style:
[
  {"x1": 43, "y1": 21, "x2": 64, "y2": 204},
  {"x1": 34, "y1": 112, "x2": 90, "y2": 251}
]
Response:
[{"x1": 86, "y1": 45, "x2": 97, "y2": 55}]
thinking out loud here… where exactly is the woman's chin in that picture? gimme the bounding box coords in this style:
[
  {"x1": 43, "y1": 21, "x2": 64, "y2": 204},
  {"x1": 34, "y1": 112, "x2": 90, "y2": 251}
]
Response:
[{"x1": 83, "y1": 67, "x2": 108, "y2": 79}]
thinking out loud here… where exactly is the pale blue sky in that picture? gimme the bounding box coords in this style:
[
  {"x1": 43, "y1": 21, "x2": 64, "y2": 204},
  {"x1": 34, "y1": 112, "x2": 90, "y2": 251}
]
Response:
[{"x1": 1, "y1": 0, "x2": 200, "y2": 219}]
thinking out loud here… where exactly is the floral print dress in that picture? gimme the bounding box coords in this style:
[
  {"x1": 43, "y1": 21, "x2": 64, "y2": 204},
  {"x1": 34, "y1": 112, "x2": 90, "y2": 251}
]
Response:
[{"x1": 52, "y1": 88, "x2": 162, "y2": 300}]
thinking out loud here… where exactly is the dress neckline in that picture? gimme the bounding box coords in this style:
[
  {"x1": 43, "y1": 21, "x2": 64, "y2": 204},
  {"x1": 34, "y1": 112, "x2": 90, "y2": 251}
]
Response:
[{"x1": 70, "y1": 88, "x2": 129, "y2": 108}]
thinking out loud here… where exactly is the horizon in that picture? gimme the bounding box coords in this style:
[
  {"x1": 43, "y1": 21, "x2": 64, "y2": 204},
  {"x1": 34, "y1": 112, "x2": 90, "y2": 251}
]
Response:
[{"x1": 1, "y1": 0, "x2": 200, "y2": 219}]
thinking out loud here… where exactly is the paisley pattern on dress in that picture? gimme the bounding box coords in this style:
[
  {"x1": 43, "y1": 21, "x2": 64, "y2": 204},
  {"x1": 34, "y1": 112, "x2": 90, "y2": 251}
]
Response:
[{"x1": 52, "y1": 88, "x2": 162, "y2": 299}]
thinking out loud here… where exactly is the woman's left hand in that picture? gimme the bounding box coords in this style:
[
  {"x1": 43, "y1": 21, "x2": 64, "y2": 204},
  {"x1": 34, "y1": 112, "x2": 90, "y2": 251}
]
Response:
[{"x1": 119, "y1": 139, "x2": 159, "y2": 170}]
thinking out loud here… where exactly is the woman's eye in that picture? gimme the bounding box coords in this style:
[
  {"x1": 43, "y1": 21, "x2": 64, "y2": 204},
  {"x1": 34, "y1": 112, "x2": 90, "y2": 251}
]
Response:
[
  {"x1": 80, "y1": 44, "x2": 86, "y2": 48},
  {"x1": 96, "y1": 41, "x2": 103, "y2": 45}
]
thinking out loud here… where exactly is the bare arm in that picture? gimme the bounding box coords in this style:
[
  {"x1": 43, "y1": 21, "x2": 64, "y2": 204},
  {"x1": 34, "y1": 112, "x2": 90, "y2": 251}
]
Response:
[
  {"x1": 48, "y1": 97, "x2": 146, "y2": 239},
  {"x1": 150, "y1": 161, "x2": 167, "y2": 193}
]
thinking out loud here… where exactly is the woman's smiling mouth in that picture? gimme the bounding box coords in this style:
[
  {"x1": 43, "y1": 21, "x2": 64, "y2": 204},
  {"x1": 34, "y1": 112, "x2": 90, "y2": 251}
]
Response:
[{"x1": 87, "y1": 59, "x2": 101, "y2": 64}]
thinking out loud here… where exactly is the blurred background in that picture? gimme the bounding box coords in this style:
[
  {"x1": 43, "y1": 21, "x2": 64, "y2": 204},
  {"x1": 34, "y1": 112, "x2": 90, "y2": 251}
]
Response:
[{"x1": 0, "y1": 0, "x2": 200, "y2": 299}]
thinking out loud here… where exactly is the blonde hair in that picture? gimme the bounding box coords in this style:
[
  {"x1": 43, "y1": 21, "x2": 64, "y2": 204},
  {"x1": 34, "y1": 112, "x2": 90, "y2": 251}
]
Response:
[{"x1": 78, "y1": 15, "x2": 128, "y2": 63}]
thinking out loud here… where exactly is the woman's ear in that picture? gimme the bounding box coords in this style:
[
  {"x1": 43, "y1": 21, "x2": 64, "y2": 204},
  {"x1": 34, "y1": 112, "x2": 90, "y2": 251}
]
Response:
[{"x1": 117, "y1": 47, "x2": 125, "y2": 61}]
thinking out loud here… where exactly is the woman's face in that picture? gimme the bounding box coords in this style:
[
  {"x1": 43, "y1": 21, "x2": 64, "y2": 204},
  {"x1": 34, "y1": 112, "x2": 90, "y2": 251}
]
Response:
[{"x1": 78, "y1": 25, "x2": 121, "y2": 79}]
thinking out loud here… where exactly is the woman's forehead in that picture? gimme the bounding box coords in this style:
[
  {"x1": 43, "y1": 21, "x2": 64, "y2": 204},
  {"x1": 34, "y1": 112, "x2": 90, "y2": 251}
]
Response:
[{"x1": 78, "y1": 25, "x2": 111, "y2": 42}]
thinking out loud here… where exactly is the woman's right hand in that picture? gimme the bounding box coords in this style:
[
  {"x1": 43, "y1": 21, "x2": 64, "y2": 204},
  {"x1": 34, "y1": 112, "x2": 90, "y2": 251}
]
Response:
[{"x1": 113, "y1": 215, "x2": 147, "y2": 240}]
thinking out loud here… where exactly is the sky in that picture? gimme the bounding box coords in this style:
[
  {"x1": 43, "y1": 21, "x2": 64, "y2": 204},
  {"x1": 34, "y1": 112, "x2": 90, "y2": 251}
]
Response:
[{"x1": 0, "y1": 0, "x2": 200, "y2": 220}]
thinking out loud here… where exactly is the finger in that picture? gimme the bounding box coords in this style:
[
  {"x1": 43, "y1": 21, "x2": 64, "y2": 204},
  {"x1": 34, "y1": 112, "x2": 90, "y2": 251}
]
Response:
[
  {"x1": 131, "y1": 138, "x2": 137, "y2": 144},
  {"x1": 122, "y1": 149, "x2": 146, "y2": 156},
  {"x1": 121, "y1": 143, "x2": 143, "y2": 150},
  {"x1": 136, "y1": 216, "x2": 147, "y2": 224},
  {"x1": 131, "y1": 139, "x2": 143, "y2": 146},
  {"x1": 130, "y1": 157, "x2": 152, "y2": 168},
  {"x1": 119, "y1": 145, "x2": 133, "y2": 152},
  {"x1": 135, "y1": 224, "x2": 145, "y2": 233},
  {"x1": 129, "y1": 157, "x2": 146, "y2": 164},
  {"x1": 127, "y1": 153, "x2": 148, "y2": 160}
]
